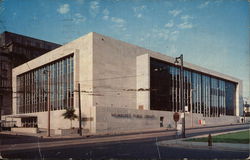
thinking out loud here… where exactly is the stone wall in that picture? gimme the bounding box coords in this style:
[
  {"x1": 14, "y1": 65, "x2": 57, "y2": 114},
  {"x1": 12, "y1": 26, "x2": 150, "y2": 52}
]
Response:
[{"x1": 95, "y1": 106, "x2": 241, "y2": 134}]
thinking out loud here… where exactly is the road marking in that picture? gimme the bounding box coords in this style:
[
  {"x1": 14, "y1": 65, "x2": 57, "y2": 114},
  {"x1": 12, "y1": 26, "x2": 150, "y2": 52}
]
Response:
[
  {"x1": 37, "y1": 136, "x2": 43, "y2": 159},
  {"x1": 156, "y1": 137, "x2": 161, "y2": 160}
]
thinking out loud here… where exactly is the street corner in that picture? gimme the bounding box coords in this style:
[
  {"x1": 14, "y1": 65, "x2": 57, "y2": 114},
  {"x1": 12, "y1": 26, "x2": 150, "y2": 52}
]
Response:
[
  {"x1": 157, "y1": 133, "x2": 249, "y2": 152},
  {"x1": 157, "y1": 137, "x2": 212, "y2": 152}
]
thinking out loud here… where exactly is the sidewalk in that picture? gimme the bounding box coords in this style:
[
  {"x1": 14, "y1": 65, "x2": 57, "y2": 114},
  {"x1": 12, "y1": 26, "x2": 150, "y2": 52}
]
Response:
[
  {"x1": 157, "y1": 129, "x2": 250, "y2": 152},
  {"x1": 1, "y1": 122, "x2": 248, "y2": 139}
]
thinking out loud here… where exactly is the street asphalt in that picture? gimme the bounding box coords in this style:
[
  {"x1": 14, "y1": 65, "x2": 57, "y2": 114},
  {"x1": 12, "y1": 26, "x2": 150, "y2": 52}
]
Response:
[
  {"x1": 0, "y1": 123, "x2": 249, "y2": 159},
  {"x1": 2, "y1": 136, "x2": 249, "y2": 159}
]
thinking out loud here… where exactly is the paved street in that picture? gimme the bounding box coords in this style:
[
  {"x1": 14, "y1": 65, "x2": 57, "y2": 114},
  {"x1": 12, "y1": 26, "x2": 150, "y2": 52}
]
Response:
[
  {"x1": 3, "y1": 137, "x2": 248, "y2": 159},
  {"x1": 1, "y1": 123, "x2": 249, "y2": 159}
]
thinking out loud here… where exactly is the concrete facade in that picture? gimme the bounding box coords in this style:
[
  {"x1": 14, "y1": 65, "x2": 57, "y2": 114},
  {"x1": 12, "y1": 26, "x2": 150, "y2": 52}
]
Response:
[
  {"x1": 95, "y1": 106, "x2": 241, "y2": 133},
  {"x1": 11, "y1": 127, "x2": 38, "y2": 134},
  {"x1": 7, "y1": 32, "x2": 243, "y2": 134}
]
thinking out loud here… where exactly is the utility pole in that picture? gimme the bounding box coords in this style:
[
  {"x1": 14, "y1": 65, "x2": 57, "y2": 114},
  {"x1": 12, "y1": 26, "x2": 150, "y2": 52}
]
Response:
[
  {"x1": 0, "y1": 105, "x2": 2, "y2": 132},
  {"x1": 44, "y1": 70, "x2": 50, "y2": 137},
  {"x1": 78, "y1": 83, "x2": 82, "y2": 136},
  {"x1": 190, "y1": 89, "x2": 193, "y2": 128},
  {"x1": 47, "y1": 71, "x2": 51, "y2": 137},
  {"x1": 180, "y1": 55, "x2": 185, "y2": 138}
]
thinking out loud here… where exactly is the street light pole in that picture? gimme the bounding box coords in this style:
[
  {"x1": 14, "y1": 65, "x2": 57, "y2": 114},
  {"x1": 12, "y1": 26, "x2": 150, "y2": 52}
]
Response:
[{"x1": 175, "y1": 54, "x2": 185, "y2": 138}]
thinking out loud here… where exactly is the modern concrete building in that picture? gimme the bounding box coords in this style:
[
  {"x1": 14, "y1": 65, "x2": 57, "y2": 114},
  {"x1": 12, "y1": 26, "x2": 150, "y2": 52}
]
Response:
[
  {"x1": 7, "y1": 32, "x2": 243, "y2": 134},
  {"x1": 0, "y1": 31, "x2": 61, "y2": 115}
]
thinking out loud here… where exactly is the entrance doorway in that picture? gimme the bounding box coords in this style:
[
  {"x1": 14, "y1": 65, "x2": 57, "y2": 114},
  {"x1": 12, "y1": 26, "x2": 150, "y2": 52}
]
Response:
[
  {"x1": 160, "y1": 116, "x2": 164, "y2": 127},
  {"x1": 21, "y1": 117, "x2": 37, "y2": 128}
]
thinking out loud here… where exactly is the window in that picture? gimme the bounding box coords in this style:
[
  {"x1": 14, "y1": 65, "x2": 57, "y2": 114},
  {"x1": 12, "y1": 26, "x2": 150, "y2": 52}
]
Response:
[
  {"x1": 150, "y1": 58, "x2": 236, "y2": 116},
  {"x1": 16, "y1": 55, "x2": 74, "y2": 114}
]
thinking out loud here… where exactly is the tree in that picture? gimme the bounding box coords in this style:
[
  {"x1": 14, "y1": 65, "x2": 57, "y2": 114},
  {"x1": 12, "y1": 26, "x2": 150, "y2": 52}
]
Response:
[{"x1": 62, "y1": 108, "x2": 78, "y2": 129}]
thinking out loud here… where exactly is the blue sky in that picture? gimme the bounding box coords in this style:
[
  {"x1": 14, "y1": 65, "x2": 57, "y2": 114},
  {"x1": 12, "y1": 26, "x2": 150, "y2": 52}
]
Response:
[{"x1": 1, "y1": 0, "x2": 249, "y2": 101}]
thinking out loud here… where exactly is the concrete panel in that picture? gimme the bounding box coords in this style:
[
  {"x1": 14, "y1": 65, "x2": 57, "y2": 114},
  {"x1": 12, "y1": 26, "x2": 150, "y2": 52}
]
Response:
[
  {"x1": 236, "y1": 80, "x2": 243, "y2": 116},
  {"x1": 95, "y1": 106, "x2": 241, "y2": 134},
  {"x1": 54, "y1": 128, "x2": 78, "y2": 135},
  {"x1": 92, "y1": 33, "x2": 147, "y2": 109},
  {"x1": 11, "y1": 127, "x2": 38, "y2": 134},
  {"x1": 136, "y1": 54, "x2": 150, "y2": 110}
]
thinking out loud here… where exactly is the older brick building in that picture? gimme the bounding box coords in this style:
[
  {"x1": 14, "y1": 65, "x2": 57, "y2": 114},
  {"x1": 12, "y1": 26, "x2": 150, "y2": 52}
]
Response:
[{"x1": 0, "y1": 31, "x2": 61, "y2": 115}]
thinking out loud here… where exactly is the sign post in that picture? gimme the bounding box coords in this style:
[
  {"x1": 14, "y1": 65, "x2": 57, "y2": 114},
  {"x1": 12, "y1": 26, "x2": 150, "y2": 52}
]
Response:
[{"x1": 173, "y1": 112, "x2": 180, "y2": 138}]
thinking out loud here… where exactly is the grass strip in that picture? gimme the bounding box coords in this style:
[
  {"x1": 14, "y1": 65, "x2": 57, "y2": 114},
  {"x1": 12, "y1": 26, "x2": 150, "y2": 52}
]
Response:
[{"x1": 185, "y1": 130, "x2": 249, "y2": 144}]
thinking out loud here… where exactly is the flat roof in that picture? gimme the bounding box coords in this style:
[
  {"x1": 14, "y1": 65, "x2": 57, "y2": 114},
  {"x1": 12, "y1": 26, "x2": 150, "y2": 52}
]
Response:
[{"x1": 12, "y1": 32, "x2": 241, "y2": 84}]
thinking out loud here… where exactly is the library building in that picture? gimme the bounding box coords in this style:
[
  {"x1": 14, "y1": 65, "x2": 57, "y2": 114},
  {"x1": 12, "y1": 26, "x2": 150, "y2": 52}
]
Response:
[{"x1": 5, "y1": 32, "x2": 243, "y2": 134}]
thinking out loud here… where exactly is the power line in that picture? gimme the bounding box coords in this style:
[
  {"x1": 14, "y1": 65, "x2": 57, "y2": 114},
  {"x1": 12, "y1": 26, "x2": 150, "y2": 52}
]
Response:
[
  {"x1": 75, "y1": 74, "x2": 148, "y2": 82},
  {"x1": 17, "y1": 73, "x2": 148, "y2": 83}
]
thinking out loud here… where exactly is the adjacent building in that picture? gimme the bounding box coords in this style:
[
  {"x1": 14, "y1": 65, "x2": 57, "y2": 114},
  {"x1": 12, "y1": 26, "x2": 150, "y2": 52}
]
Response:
[
  {"x1": 0, "y1": 31, "x2": 61, "y2": 115},
  {"x1": 8, "y1": 32, "x2": 243, "y2": 134},
  {"x1": 244, "y1": 102, "x2": 250, "y2": 116},
  {"x1": 0, "y1": 47, "x2": 12, "y2": 116}
]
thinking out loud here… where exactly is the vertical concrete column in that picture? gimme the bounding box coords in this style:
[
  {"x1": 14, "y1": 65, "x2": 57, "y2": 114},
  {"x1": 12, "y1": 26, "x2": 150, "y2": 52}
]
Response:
[
  {"x1": 236, "y1": 80, "x2": 243, "y2": 116},
  {"x1": 136, "y1": 54, "x2": 150, "y2": 110},
  {"x1": 74, "y1": 50, "x2": 80, "y2": 85},
  {"x1": 74, "y1": 49, "x2": 80, "y2": 110},
  {"x1": 12, "y1": 70, "x2": 17, "y2": 115}
]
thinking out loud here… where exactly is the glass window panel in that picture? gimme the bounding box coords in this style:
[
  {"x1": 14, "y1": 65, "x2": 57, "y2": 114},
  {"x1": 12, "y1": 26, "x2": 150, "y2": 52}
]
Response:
[{"x1": 16, "y1": 55, "x2": 74, "y2": 114}]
